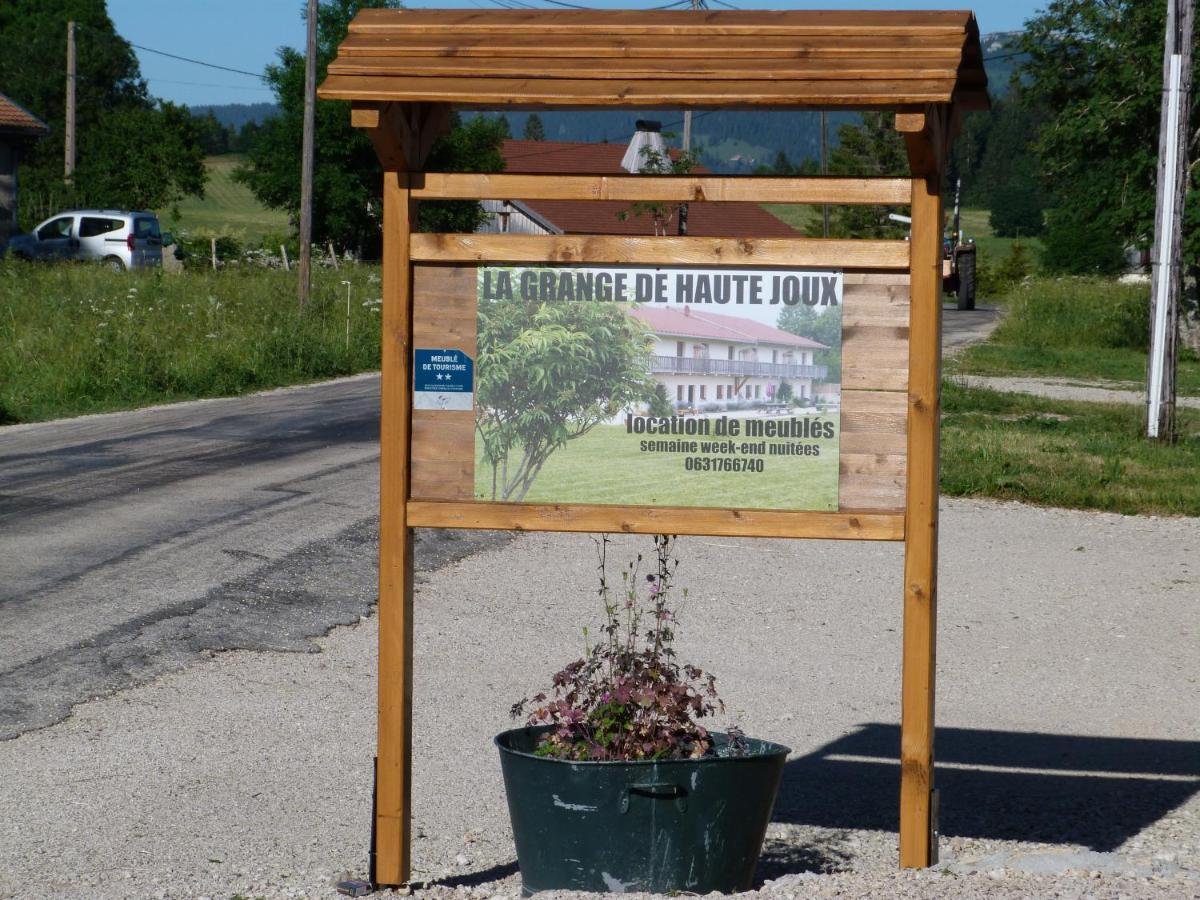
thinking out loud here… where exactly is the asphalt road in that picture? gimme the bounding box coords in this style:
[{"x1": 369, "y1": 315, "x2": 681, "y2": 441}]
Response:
[
  {"x1": 0, "y1": 307, "x2": 996, "y2": 742},
  {"x1": 0, "y1": 374, "x2": 503, "y2": 741}
]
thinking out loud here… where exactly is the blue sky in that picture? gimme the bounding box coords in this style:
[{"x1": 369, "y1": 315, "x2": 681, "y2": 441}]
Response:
[{"x1": 108, "y1": 0, "x2": 1047, "y2": 108}]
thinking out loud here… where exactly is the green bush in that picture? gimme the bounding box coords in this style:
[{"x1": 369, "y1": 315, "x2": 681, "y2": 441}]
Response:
[
  {"x1": 976, "y1": 240, "x2": 1035, "y2": 297},
  {"x1": 1040, "y1": 207, "x2": 1128, "y2": 275}
]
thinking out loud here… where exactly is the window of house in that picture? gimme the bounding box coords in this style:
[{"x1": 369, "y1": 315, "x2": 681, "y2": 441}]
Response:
[
  {"x1": 772, "y1": 350, "x2": 778, "y2": 363},
  {"x1": 716, "y1": 385, "x2": 723, "y2": 400},
  {"x1": 754, "y1": 385, "x2": 761, "y2": 398},
  {"x1": 727, "y1": 346, "x2": 735, "y2": 360},
  {"x1": 676, "y1": 341, "x2": 685, "y2": 357},
  {"x1": 676, "y1": 384, "x2": 684, "y2": 401},
  {"x1": 700, "y1": 385, "x2": 706, "y2": 400}
]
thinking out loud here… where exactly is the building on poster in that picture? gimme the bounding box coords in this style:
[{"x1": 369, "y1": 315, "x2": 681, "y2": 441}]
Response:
[{"x1": 629, "y1": 305, "x2": 829, "y2": 412}]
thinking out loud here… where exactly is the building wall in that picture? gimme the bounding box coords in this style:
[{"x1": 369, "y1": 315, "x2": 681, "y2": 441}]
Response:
[{"x1": 650, "y1": 335, "x2": 814, "y2": 367}]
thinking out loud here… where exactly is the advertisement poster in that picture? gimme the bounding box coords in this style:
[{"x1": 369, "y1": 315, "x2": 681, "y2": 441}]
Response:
[{"x1": 472, "y1": 265, "x2": 842, "y2": 511}]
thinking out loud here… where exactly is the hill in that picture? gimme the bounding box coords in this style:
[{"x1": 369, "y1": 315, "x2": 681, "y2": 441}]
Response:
[
  {"x1": 189, "y1": 102, "x2": 279, "y2": 130},
  {"x1": 484, "y1": 36, "x2": 1021, "y2": 173}
]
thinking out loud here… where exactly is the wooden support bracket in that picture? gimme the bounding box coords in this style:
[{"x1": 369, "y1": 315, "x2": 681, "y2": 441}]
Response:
[
  {"x1": 895, "y1": 105, "x2": 950, "y2": 178},
  {"x1": 352, "y1": 101, "x2": 451, "y2": 171}
]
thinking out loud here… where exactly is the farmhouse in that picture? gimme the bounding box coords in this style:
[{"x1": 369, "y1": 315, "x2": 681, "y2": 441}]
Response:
[
  {"x1": 0, "y1": 91, "x2": 49, "y2": 247},
  {"x1": 485, "y1": 138, "x2": 827, "y2": 410},
  {"x1": 630, "y1": 304, "x2": 828, "y2": 409},
  {"x1": 483, "y1": 138, "x2": 801, "y2": 238}
]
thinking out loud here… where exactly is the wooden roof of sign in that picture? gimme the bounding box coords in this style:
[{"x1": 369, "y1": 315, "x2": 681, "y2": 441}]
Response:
[{"x1": 319, "y1": 9, "x2": 989, "y2": 112}]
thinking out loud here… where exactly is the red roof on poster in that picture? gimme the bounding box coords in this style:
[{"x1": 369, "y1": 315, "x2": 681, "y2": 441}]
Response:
[{"x1": 629, "y1": 305, "x2": 827, "y2": 349}]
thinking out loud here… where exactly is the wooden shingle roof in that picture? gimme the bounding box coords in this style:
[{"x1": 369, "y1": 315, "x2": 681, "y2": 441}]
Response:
[{"x1": 319, "y1": 9, "x2": 989, "y2": 111}]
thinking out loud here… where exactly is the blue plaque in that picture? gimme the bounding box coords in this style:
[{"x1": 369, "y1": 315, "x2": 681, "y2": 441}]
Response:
[{"x1": 414, "y1": 348, "x2": 473, "y2": 411}]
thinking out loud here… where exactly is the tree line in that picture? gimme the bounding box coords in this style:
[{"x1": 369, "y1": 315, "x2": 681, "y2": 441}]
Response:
[{"x1": 5, "y1": 0, "x2": 1196, "y2": 281}]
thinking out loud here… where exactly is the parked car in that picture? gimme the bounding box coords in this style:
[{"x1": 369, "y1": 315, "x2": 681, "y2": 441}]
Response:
[{"x1": 5, "y1": 210, "x2": 165, "y2": 270}]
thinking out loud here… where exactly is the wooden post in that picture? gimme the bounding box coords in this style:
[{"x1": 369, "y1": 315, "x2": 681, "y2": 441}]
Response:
[
  {"x1": 899, "y1": 173, "x2": 943, "y2": 868},
  {"x1": 375, "y1": 168, "x2": 415, "y2": 887},
  {"x1": 211, "y1": 238, "x2": 218, "y2": 271},
  {"x1": 297, "y1": 0, "x2": 318, "y2": 308},
  {"x1": 65, "y1": 20, "x2": 76, "y2": 182}
]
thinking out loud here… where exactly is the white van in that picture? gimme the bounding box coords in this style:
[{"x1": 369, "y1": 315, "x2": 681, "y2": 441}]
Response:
[{"x1": 6, "y1": 210, "x2": 165, "y2": 270}]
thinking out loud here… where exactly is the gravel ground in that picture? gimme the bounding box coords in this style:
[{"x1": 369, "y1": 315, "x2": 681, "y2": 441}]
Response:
[
  {"x1": 1, "y1": 497, "x2": 1197, "y2": 900},
  {"x1": 960, "y1": 374, "x2": 1200, "y2": 409}
]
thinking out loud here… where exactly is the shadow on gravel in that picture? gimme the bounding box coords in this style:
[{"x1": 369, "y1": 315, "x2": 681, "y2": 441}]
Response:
[
  {"x1": 412, "y1": 861, "x2": 520, "y2": 890},
  {"x1": 772, "y1": 724, "x2": 1200, "y2": 852}
]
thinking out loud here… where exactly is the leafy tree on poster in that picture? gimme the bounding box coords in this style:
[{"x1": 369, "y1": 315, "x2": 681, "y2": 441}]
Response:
[
  {"x1": 476, "y1": 297, "x2": 653, "y2": 502},
  {"x1": 777, "y1": 304, "x2": 841, "y2": 378}
]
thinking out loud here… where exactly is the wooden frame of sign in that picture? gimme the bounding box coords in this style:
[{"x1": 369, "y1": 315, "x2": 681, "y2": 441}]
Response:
[{"x1": 320, "y1": 8, "x2": 988, "y2": 887}]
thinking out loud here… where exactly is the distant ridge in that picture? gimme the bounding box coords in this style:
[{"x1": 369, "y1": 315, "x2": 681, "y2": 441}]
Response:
[{"x1": 190, "y1": 102, "x2": 278, "y2": 130}]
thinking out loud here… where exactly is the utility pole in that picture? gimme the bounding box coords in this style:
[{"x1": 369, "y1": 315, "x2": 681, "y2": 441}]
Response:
[
  {"x1": 820, "y1": 111, "x2": 829, "y2": 237},
  {"x1": 1147, "y1": 0, "x2": 1194, "y2": 441},
  {"x1": 65, "y1": 20, "x2": 76, "y2": 182},
  {"x1": 297, "y1": 0, "x2": 318, "y2": 308}
]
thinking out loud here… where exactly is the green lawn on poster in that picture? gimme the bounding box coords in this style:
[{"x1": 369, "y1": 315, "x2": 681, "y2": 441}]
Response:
[{"x1": 474, "y1": 419, "x2": 839, "y2": 510}]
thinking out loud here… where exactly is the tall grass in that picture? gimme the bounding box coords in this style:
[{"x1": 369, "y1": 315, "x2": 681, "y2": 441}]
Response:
[
  {"x1": 0, "y1": 262, "x2": 382, "y2": 424},
  {"x1": 989, "y1": 277, "x2": 1149, "y2": 350},
  {"x1": 955, "y1": 276, "x2": 1200, "y2": 393}
]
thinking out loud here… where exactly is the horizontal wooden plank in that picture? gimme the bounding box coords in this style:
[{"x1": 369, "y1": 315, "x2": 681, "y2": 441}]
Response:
[
  {"x1": 409, "y1": 174, "x2": 910, "y2": 205},
  {"x1": 838, "y1": 474, "x2": 906, "y2": 510},
  {"x1": 338, "y1": 33, "x2": 967, "y2": 60},
  {"x1": 318, "y1": 74, "x2": 957, "y2": 108},
  {"x1": 406, "y1": 500, "x2": 905, "y2": 540},
  {"x1": 842, "y1": 368, "x2": 908, "y2": 392},
  {"x1": 410, "y1": 234, "x2": 909, "y2": 269},
  {"x1": 330, "y1": 56, "x2": 962, "y2": 82},
  {"x1": 350, "y1": 8, "x2": 974, "y2": 37}
]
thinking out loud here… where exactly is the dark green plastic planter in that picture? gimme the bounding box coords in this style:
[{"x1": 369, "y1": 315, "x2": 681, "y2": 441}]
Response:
[{"x1": 495, "y1": 726, "x2": 789, "y2": 895}]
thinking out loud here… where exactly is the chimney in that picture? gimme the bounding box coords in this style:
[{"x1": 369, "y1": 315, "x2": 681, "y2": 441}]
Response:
[{"x1": 621, "y1": 120, "x2": 667, "y2": 174}]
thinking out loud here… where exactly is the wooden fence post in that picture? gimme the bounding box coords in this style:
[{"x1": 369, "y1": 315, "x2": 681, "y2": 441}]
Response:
[
  {"x1": 898, "y1": 173, "x2": 943, "y2": 868},
  {"x1": 375, "y1": 168, "x2": 415, "y2": 887}
]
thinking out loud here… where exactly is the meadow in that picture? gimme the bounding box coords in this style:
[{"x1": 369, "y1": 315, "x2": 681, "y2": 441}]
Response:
[
  {"x1": 158, "y1": 155, "x2": 289, "y2": 244},
  {"x1": 0, "y1": 262, "x2": 382, "y2": 424},
  {"x1": 474, "y1": 419, "x2": 840, "y2": 510},
  {"x1": 941, "y1": 381, "x2": 1200, "y2": 516}
]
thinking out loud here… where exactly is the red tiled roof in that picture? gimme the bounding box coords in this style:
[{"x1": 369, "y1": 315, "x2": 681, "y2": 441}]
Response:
[
  {"x1": 629, "y1": 305, "x2": 827, "y2": 350},
  {"x1": 0, "y1": 92, "x2": 49, "y2": 136},
  {"x1": 500, "y1": 139, "x2": 798, "y2": 238}
]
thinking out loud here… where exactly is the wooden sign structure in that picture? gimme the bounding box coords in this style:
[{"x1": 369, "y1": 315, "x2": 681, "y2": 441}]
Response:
[{"x1": 320, "y1": 8, "x2": 988, "y2": 887}]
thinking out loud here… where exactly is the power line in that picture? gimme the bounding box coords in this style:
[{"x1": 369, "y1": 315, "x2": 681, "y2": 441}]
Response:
[
  {"x1": 146, "y1": 78, "x2": 274, "y2": 92},
  {"x1": 128, "y1": 42, "x2": 266, "y2": 80}
]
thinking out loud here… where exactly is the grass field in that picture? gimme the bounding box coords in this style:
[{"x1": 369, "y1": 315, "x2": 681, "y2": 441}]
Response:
[
  {"x1": 951, "y1": 276, "x2": 1200, "y2": 395},
  {"x1": 159, "y1": 155, "x2": 289, "y2": 243},
  {"x1": 0, "y1": 261, "x2": 382, "y2": 423},
  {"x1": 475, "y1": 419, "x2": 839, "y2": 510},
  {"x1": 957, "y1": 207, "x2": 1045, "y2": 267},
  {"x1": 942, "y1": 381, "x2": 1200, "y2": 516}
]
